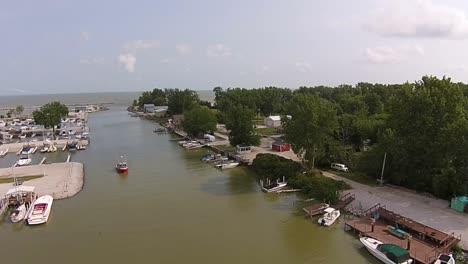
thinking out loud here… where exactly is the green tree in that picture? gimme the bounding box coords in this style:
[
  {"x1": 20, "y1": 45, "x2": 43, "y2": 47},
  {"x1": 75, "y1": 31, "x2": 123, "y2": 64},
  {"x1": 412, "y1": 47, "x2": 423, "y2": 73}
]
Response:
[
  {"x1": 225, "y1": 104, "x2": 260, "y2": 146},
  {"x1": 15, "y1": 105, "x2": 24, "y2": 116},
  {"x1": 283, "y1": 94, "x2": 338, "y2": 169},
  {"x1": 33, "y1": 102, "x2": 68, "y2": 140},
  {"x1": 166, "y1": 89, "x2": 199, "y2": 115},
  {"x1": 386, "y1": 76, "x2": 468, "y2": 194},
  {"x1": 183, "y1": 105, "x2": 217, "y2": 137}
]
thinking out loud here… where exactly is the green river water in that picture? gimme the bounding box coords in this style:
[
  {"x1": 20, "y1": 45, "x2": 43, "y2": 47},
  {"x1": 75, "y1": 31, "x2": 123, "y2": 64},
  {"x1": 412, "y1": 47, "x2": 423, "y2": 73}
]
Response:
[{"x1": 0, "y1": 107, "x2": 378, "y2": 264}]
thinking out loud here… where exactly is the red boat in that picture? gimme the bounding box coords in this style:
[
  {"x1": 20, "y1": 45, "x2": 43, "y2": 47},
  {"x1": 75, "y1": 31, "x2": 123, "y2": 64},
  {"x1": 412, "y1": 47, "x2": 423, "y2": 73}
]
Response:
[{"x1": 116, "y1": 156, "x2": 128, "y2": 173}]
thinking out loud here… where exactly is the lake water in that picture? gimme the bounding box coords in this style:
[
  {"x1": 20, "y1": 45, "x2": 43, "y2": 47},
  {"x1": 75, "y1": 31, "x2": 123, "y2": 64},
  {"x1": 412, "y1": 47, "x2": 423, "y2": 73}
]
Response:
[{"x1": 0, "y1": 95, "x2": 377, "y2": 263}]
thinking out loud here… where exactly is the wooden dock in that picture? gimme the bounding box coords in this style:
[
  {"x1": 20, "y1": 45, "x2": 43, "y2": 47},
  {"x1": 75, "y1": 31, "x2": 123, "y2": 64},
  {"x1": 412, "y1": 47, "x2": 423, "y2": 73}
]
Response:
[
  {"x1": 345, "y1": 205, "x2": 461, "y2": 264},
  {"x1": 302, "y1": 192, "x2": 356, "y2": 218},
  {"x1": 302, "y1": 203, "x2": 329, "y2": 217}
]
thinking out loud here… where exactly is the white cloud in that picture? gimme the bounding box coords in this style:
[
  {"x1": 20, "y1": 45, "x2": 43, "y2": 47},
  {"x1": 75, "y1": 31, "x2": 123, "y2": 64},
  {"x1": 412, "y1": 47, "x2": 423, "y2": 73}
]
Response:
[
  {"x1": 79, "y1": 57, "x2": 105, "y2": 65},
  {"x1": 255, "y1": 65, "x2": 270, "y2": 75},
  {"x1": 363, "y1": 0, "x2": 468, "y2": 39},
  {"x1": 6, "y1": 88, "x2": 28, "y2": 94},
  {"x1": 124, "y1": 40, "x2": 160, "y2": 52},
  {"x1": 207, "y1": 44, "x2": 232, "y2": 58},
  {"x1": 118, "y1": 53, "x2": 136, "y2": 73},
  {"x1": 295, "y1": 61, "x2": 313, "y2": 73},
  {"x1": 80, "y1": 31, "x2": 90, "y2": 41},
  {"x1": 365, "y1": 45, "x2": 425, "y2": 64},
  {"x1": 160, "y1": 58, "x2": 170, "y2": 63},
  {"x1": 176, "y1": 44, "x2": 191, "y2": 55},
  {"x1": 444, "y1": 64, "x2": 468, "y2": 72}
]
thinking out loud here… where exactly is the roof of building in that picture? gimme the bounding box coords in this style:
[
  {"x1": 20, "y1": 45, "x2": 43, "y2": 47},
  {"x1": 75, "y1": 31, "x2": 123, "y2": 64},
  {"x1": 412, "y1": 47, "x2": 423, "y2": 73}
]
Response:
[
  {"x1": 266, "y1": 115, "x2": 281, "y2": 121},
  {"x1": 272, "y1": 140, "x2": 288, "y2": 145},
  {"x1": 143, "y1": 104, "x2": 155, "y2": 107}
]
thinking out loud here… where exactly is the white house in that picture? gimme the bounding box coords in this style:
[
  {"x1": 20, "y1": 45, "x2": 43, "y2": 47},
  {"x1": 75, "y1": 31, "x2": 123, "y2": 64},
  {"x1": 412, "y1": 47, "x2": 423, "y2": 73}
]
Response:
[{"x1": 264, "y1": 115, "x2": 282, "y2": 128}]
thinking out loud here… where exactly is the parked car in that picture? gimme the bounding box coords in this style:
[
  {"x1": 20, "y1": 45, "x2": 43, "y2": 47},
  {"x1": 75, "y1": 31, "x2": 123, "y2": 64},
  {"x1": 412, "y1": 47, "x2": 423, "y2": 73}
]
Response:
[{"x1": 331, "y1": 163, "x2": 348, "y2": 172}]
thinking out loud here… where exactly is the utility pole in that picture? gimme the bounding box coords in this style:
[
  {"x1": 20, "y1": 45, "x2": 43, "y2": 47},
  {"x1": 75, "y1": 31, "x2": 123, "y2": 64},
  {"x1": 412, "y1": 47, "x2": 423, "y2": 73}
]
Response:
[{"x1": 379, "y1": 152, "x2": 387, "y2": 186}]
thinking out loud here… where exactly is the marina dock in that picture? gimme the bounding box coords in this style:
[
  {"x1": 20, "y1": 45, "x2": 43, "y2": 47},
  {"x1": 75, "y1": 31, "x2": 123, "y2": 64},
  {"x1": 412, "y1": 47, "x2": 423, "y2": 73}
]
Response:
[
  {"x1": 0, "y1": 139, "x2": 89, "y2": 154},
  {"x1": 344, "y1": 204, "x2": 460, "y2": 264}
]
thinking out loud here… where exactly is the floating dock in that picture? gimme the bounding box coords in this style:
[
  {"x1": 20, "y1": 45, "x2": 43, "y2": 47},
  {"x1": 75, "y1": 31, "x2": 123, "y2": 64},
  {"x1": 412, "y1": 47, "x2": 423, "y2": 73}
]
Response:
[{"x1": 345, "y1": 204, "x2": 460, "y2": 264}]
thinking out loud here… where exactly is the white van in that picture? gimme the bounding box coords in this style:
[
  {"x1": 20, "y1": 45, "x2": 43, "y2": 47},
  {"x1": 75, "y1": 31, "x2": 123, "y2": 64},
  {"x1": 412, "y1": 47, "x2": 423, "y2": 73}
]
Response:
[{"x1": 331, "y1": 163, "x2": 348, "y2": 172}]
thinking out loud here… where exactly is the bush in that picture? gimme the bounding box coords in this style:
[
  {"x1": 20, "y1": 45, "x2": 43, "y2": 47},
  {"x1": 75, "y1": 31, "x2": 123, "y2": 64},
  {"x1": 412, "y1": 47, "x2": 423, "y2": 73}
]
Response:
[
  {"x1": 251, "y1": 154, "x2": 302, "y2": 181},
  {"x1": 289, "y1": 172, "x2": 350, "y2": 204}
]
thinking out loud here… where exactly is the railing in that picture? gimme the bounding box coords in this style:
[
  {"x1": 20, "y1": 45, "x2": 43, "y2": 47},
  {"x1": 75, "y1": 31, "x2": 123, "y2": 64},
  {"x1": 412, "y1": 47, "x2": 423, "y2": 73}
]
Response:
[{"x1": 361, "y1": 203, "x2": 384, "y2": 216}]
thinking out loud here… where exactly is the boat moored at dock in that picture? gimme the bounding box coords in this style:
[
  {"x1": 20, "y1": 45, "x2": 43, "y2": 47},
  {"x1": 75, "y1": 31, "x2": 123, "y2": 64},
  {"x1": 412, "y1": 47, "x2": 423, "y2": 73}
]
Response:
[
  {"x1": 17, "y1": 153, "x2": 32, "y2": 166},
  {"x1": 360, "y1": 237, "x2": 413, "y2": 264},
  {"x1": 318, "y1": 207, "x2": 340, "y2": 226},
  {"x1": 261, "y1": 177, "x2": 287, "y2": 193},
  {"x1": 434, "y1": 254, "x2": 455, "y2": 264},
  {"x1": 215, "y1": 160, "x2": 239, "y2": 170},
  {"x1": 10, "y1": 203, "x2": 27, "y2": 223},
  {"x1": 27, "y1": 195, "x2": 54, "y2": 225}
]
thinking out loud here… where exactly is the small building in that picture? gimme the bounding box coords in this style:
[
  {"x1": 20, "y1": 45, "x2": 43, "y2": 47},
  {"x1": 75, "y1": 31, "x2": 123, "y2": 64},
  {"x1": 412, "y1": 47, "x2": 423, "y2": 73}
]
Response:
[
  {"x1": 264, "y1": 115, "x2": 282, "y2": 128},
  {"x1": 272, "y1": 140, "x2": 290, "y2": 152},
  {"x1": 143, "y1": 104, "x2": 156, "y2": 113},
  {"x1": 236, "y1": 144, "x2": 252, "y2": 154},
  {"x1": 153, "y1": 106, "x2": 168, "y2": 117},
  {"x1": 451, "y1": 196, "x2": 468, "y2": 213}
]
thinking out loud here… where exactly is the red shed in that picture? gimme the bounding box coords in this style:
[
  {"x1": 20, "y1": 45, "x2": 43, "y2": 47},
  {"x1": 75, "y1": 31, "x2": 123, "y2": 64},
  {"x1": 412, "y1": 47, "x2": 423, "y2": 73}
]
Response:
[{"x1": 272, "y1": 141, "x2": 290, "y2": 152}]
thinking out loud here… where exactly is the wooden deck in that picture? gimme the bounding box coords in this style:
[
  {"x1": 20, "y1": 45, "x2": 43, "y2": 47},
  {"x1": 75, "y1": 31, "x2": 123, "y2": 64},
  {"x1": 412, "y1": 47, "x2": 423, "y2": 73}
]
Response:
[
  {"x1": 302, "y1": 203, "x2": 329, "y2": 217},
  {"x1": 345, "y1": 206, "x2": 461, "y2": 264}
]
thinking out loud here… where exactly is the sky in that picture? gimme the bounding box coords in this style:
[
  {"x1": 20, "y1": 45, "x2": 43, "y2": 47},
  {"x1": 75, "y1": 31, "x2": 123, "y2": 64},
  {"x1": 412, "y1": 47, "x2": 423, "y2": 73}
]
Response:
[{"x1": 2, "y1": 0, "x2": 468, "y2": 95}]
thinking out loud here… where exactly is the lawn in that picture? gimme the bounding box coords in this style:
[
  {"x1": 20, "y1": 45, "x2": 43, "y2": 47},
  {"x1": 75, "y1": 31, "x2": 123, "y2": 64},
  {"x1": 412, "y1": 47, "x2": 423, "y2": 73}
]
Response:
[
  {"x1": 255, "y1": 127, "x2": 276, "y2": 136},
  {"x1": 216, "y1": 145, "x2": 237, "y2": 151},
  {"x1": 330, "y1": 170, "x2": 378, "y2": 186},
  {"x1": 0, "y1": 175, "x2": 43, "y2": 184}
]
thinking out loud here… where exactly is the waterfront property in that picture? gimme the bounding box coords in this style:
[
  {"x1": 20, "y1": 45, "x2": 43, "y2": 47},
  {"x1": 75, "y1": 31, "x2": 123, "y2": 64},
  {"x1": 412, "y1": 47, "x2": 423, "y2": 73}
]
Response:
[{"x1": 345, "y1": 204, "x2": 460, "y2": 264}]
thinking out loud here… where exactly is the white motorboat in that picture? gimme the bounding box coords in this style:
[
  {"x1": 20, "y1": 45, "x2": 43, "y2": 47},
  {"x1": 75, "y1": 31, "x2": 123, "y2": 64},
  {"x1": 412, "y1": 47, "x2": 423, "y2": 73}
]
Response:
[
  {"x1": 318, "y1": 207, "x2": 341, "y2": 226},
  {"x1": 76, "y1": 144, "x2": 86, "y2": 150},
  {"x1": 48, "y1": 145, "x2": 57, "y2": 152},
  {"x1": 19, "y1": 134, "x2": 26, "y2": 139},
  {"x1": 215, "y1": 161, "x2": 240, "y2": 169},
  {"x1": 17, "y1": 154, "x2": 32, "y2": 166},
  {"x1": 434, "y1": 254, "x2": 455, "y2": 264},
  {"x1": 21, "y1": 146, "x2": 34, "y2": 154},
  {"x1": 360, "y1": 237, "x2": 413, "y2": 264},
  {"x1": 40, "y1": 146, "x2": 49, "y2": 153},
  {"x1": 185, "y1": 143, "x2": 203, "y2": 150},
  {"x1": 27, "y1": 195, "x2": 53, "y2": 225},
  {"x1": 10, "y1": 203, "x2": 27, "y2": 223},
  {"x1": 181, "y1": 141, "x2": 198, "y2": 147},
  {"x1": 261, "y1": 177, "x2": 287, "y2": 193}
]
